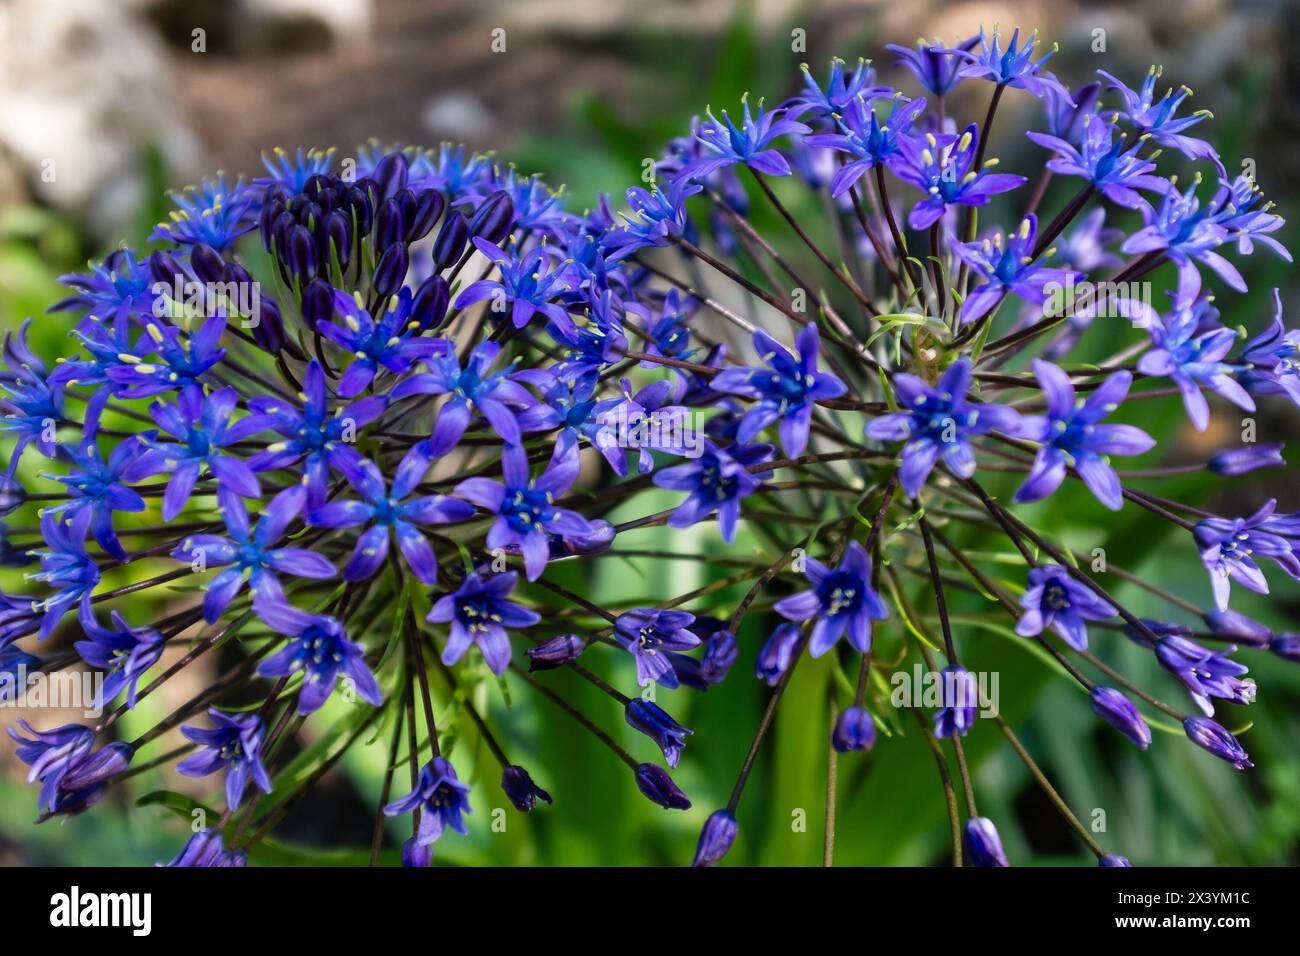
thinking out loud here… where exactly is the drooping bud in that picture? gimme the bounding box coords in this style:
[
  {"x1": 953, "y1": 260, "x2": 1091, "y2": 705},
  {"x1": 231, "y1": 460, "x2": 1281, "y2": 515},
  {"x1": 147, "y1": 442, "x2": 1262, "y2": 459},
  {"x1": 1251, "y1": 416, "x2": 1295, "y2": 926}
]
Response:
[
  {"x1": 634, "y1": 763, "x2": 691, "y2": 810},
  {"x1": 1183, "y1": 716, "x2": 1253, "y2": 769},
  {"x1": 1203, "y1": 609, "x2": 1273, "y2": 647},
  {"x1": 501, "y1": 765, "x2": 553, "y2": 812},
  {"x1": 691, "y1": 809, "x2": 738, "y2": 867},
  {"x1": 625, "y1": 699, "x2": 692, "y2": 768},
  {"x1": 526, "y1": 634, "x2": 585, "y2": 671},
  {"x1": 1208, "y1": 443, "x2": 1285, "y2": 476},
  {"x1": 831, "y1": 706, "x2": 876, "y2": 753},
  {"x1": 0, "y1": 476, "x2": 26, "y2": 517},
  {"x1": 963, "y1": 816, "x2": 1009, "y2": 867},
  {"x1": 1089, "y1": 687, "x2": 1151, "y2": 750}
]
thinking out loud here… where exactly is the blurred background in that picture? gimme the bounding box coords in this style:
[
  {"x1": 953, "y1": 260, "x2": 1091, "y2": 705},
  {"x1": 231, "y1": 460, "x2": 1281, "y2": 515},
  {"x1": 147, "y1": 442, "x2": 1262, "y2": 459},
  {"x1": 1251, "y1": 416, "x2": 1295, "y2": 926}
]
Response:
[{"x1": 0, "y1": 0, "x2": 1297, "y2": 866}]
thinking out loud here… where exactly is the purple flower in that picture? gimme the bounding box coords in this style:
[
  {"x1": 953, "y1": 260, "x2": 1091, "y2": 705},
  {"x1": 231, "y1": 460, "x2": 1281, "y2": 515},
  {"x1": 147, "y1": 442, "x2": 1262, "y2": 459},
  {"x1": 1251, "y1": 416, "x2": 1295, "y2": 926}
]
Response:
[
  {"x1": 427, "y1": 570, "x2": 540, "y2": 675},
  {"x1": 1154, "y1": 636, "x2": 1254, "y2": 716},
  {"x1": 308, "y1": 445, "x2": 473, "y2": 584},
  {"x1": 177, "y1": 708, "x2": 272, "y2": 809},
  {"x1": 789, "y1": 58, "x2": 890, "y2": 119},
  {"x1": 1183, "y1": 716, "x2": 1253, "y2": 769},
  {"x1": 951, "y1": 216, "x2": 1083, "y2": 324},
  {"x1": 391, "y1": 341, "x2": 532, "y2": 457},
  {"x1": 887, "y1": 37, "x2": 977, "y2": 96},
  {"x1": 625, "y1": 699, "x2": 692, "y2": 768},
  {"x1": 43, "y1": 422, "x2": 152, "y2": 563},
  {"x1": 1121, "y1": 180, "x2": 1242, "y2": 304},
  {"x1": 51, "y1": 248, "x2": 157, "y2": 323},
  {"x1": 614, "y1": 609, "x2": 701, "y2": 689},
  {"x1": 933, "y1": 665, "x2": 978, "y2": 738},
  {"x1": 832, "y1": 706, "x2": 876, "y2": 752},
  {"x1": 1193, "y1": 499, "x2": 1295, "y2": 611},
  {"x1": 248, "y1": 360, "x2": 385, "y2": 507},
  {"x1": 773, "y1": 541, "x2": 888, "y2": 657},
  {"x1": 1136, "y1": 297, "x2": 1255, "y2": 431},
  {"x1": 711, "y1": 325, "x2": 846, "y2": 456},
  {"x1": 1099, "y1": 854, "x2": 1133, "y2": 867},
  {"x1": 1097, "y1": 66, "x2": 1216, "y2": 162},
  {"x1": 1203, "y1": 609, "x2": 1273, "y2": 647},
  {"x1": 106, "y1": 314, "x2": 228, "y2": 399},
  {"x1": 28, "y1": 510, "x2": 101, "y2": 639},
  {"x1": 1014, "y1": 361, "x2": 1154, "y2": 510},
  {"x1": 652, "y1": 440, "x2": 772, "y2": 542},
  {"x1": 1026, "y1": 113, "x2": 1167, "y2": 208},
  {"x1": 669, "y1": 625, "x2": 738, "y2": 690},
  {"x1": 73, "y1": 605, "x2": 164, "y2": 710},
  {"x1": 161, "y1": 830, "x2": 246, "y2": 867},
  {"x1": 383, "y1": 756, "x2": 473, "y2": 846},
  {"x1": 634, "y1": 763, "x2": 691, "y2": 810},
  {"x1": 604, "y1": 178, "x2": 702, "y2": 260},
  {"x1": 0, "y1": 320, "x2": 63, "y2": 475},
  {"x1": 254, "y1": 597, "x2": 383, "y2": 714},
  {"x1": 318, "y1": 287, "x2": 447, "y2": 396},
  {"x1": 865, "y1": 358, "x2": 1021, "y2": 495},
  {"x1": 756, "y1": 622, "x2": 802, "y2": 686},
  {"x1": 149, "y1": 176, "x2": 256, "y2": 252},
  {"x1": 1089, "y1": 687, "x2": 1151, "y2": 749},
  {"x1": 691, "y1": 809, "x2": 737, "y2": 866},
  {"x1": 175, "y1": 485, "x2": 335, "y2": 623},
  {"x1": 7, "y1": 719, "x2": 132, "y2": 818},
  {"x1": 133, "y1": 386, "x2": 264, "y2": 520},
  {"x1": 455, "y1": 239, "x2": 578, "y2": 339},
  {"x1": 806, "y1": 94, "x2": 928, "y2": 197},
  {"x1": 1238, "y1": 289, "x2": 1300, "y2": 408},
  {"x1": 1015, "y1": 564, "x2": 1116, "y2": 651},
  {"x1": 956, "y1": 28, "x2": 1071, "y2": 101},
  {"x1": 894, "y1": 126, "x2": 1026, "y2": 229},
  {"x1": 964, "y1": 816, "x2": 1010, "y2": 867},
  {"x1": 683, "y1": 98, "x2": 810, "y2": 180},
  {"x1": 501, "y1": 765, "x2": 552, "y2": 811}
]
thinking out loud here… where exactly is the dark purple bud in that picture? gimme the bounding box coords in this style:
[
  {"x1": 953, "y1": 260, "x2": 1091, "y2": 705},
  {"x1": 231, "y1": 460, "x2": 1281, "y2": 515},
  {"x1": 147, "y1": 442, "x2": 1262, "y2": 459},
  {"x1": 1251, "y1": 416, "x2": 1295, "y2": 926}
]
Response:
[
  {"x1": 526, "y1": 634, "x2": 585, "y2": 671},
  {"x1": 300, "y1": 277, "x2": 334, "y2": 330},
  {"x1": 323, "y1": 210, "x2": 352, "y2": 271},
  {"x1": 189, "y1": 243, "x2": 226, "y2": 285},
  {"x1": 148, "y1": 250, "x2": 185, "y2": 286},
  {"x1": 1208, "y1": 443, "x2": 1285, "y2": 476},
  {"x1": 501, "y1": 765, "x2": 552, "y2": 811},
  {"x1": 634, "y1": 763, "x2": 691, "y2": 810},
  {"x1": 432, "y1": 211, "x2": 469, "y2": 271},
  {"x1": 625, "y1": 699, "x2": 692, "y2": 768},
  {"x1": 1183, "y1": 716, "x2": 1253, "y2": 769},
  {"x1": 1270, "y1": 633, "x2": 1300, "y2": 662},
  {"x1": 1089, "y1": 687, "x2": 1151, "y2": 750},
  {"x1": 1203, "y1": 610, "x2": 1274, "y2": 648},
  {"x1": 345, "y1": 185, "x2": 374, "y2": 237},
  {"x1": 698, "y1": 629, "x2": 738, "y2": 685},
  {"x1": 410, "y1": 276, "x2": 450, "y2": 331},
  {"x1": 553, "y1": 519, "x2": 616, "y2": 558},
  {"x1": 374, "y1": 151, "x2": 409, "y2": 200},
  {"x1": 286, "y1": 224, "x2": 318, "y2": 281},
  {"x1": 1099, "y1": 854, "x2": 1132, "y2": 867},
  {"x1": 963, "y1": 816, "x2": 1009, "y2": 867},
  {"x1": 259, "y1": 197, "x2": 286, "y2": 250},
  {"x1": 374, "y1": 198, "x2": 405, "y2": 252},
  {"x1": 250, "y1": 296, "x2": 286, "y2": 355},
  {"x1": 401, "y1": 837, "x2": 432, "y2": 868},
  {"x1": 831, "y1": 706, "x2": 876, "y2": 753},
  {"x1": 372, "y1": 243, "x2": 410, "y2": 298},
  {"x1": 468, "y1": 190, "x2": 515, "y2": 243},
  {"x1": 407, "y1": 189, "x2": 446, "y2": 243},
  {"x1": 691, "y1": 809, "x2": 737, "y2": 867},
  {"x1": 0, "y1": 476, "x2": 26, "y2": 517}
]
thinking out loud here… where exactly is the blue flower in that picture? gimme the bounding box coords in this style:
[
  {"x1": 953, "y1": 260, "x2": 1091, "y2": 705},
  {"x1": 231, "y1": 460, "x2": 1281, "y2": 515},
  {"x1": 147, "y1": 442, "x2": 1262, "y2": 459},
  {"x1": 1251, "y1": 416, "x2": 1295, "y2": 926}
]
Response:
[
  {"x1": 1121, "y1": 178, "x2": 1242, "y2": 303},
  {"x1": 806, "y1": 94, "x2": 928, "y2": 197},
  {"x1": 1098, "y1": 66, "x2": 1217, "y2": 161},
  {"x1": 956, "y1": 28, "x2": 1071, "y2": 101},
  {"x1": 604, "y1": 178, "x2": 702, "y2": 259},
  {"x1": 756, "y1": 622, "x2": 802, "y2": 686},
  {"x1": 384, "y1": 756, "x2": 472, "y2": 846},
  {"x1": 832, "y1": 706, "x2": 877, "y2": 752},
  {"x1": 1, "y1": 320, "x2": 63, "y2": 474},
  {"x1": 248, "y1": 360, "x2": 386, "y2": 506},
  {"x1": 1027, "y1": 113, "x2": 1168, "y2": 208},
  {"x1": 42, "y1": 421, "x2": 151, "y2": 562},
  {"x1": 625, "y1": 699, "x2": 692, "y2": 768},
  {"x1": 933, "y1": 665, "x2": 978, "y2": 738},
  {"x1": 1015, "y1": 564, "x2": 1116, "y2": 651},
  {"x1": 318, "y1": 287, "x2": 447, "y2": 397},
  {"x1": 711, "y1": 325, "x2": 846, "y2": 456},
  {"x1": 255, "y1": 597, "x2": 384, "y2": 714},
  {"x1": 7, "y1": 719, "x2": 132, "y2": 819},
  {"x1": 1136, "y1": 297, "x2": 1256, "y2": 431},
  {"x1": 1153, "y1": 636, "x2": 1254, "y2": 716},
  {"x1": 774, "y1": 541, "x2": 888, "y2": 657},
  {"x1": 73, "y1": 605, "x2": 164, "y2": 710},
  {"x1": 653, "y1": 440, "x2": 773, "y2": 542},
  {"x1": 308, "y1": 445, "x2": 472, "y2": 584},
  {"x1": 427, "y1": 570, "x2": 540, "y2": 675},
  {"x1": 107, "y1": 314, "x2": 228, "y2": 399},
  {"x1": 51, "y1": 248, "x2": 157, "y2": 323},
  {"x1": 256, "y1": 146, "x2": 336, "y2": 195},
  {"x1": 614, "y1": 608, "x2": 701, "y2": 689},
  {"x1": 454, "y1": 238, "x2": 578, "y2": 339},
  {"x1": 894, "y1": 126, "x2": 1026, "y2": 229},
  {"x1": 174, "y1": 485, "x2": 336, "y2": 623},
  {"x1": 26, "y1": 510, "x2": 101, "y2": 639},
  {"x1": 865, "y1": 358, "x2": 1021, "y2": 496},
  {"x1": 1238, "y1": 289, "x2": 1300, "y2": 407},
  {"x1": 789, "y1": 58, "x2": 891, "y2": 119},
  {"x1": 151, "y1": 176, "x2": 257, "y2": 252},
  {"x1": 951, "y1": 215, "x2": 1084, "y2": 324},
  {"x1": 887, "y1": 37, "x2": 978, "y2": 96},
  {"x1": 683, "y1": 97, "x2": 810, "y2": 180},
  {"x1": 177, "y1": 708, "x2": 273, "y2": 809},
  {"x1": 162, "y1": 830, "x2": 246, "y2": 867},
  {"x1": 454, "y1": 441, "x2": 591, "y2": 581},
  {"x1": 1193, "y1": 499, "x2": 1294, "y2": 611},
  {"x1": 133, "y1": 386, "x2": 264, "y2": 520},
  {"x1": 1014, "y1": 361, "x2": 1155, "y2": 510},
  {"x1": 391, "y1": 341, "x2": 531, "y2": 456}
]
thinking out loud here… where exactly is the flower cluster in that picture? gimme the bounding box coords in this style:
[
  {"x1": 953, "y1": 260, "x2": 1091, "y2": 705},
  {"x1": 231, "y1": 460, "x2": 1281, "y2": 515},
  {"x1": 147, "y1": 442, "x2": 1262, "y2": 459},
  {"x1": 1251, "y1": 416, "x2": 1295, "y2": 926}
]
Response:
[{"x1": 0, "y1": 26, "x2": 1294, "y2": 868}]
